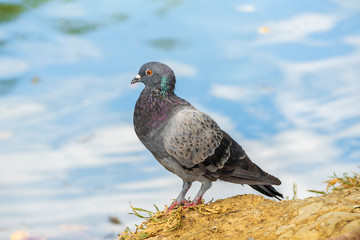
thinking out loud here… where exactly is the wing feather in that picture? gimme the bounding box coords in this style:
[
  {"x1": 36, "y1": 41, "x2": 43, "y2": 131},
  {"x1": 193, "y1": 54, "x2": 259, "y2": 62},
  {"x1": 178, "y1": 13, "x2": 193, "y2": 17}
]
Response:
[
  {"x1": 162, "y1": 108, "x2": 223, "y2": 168},
  {"x1": 162, "y1": 108, "x2": 281, "y2": 187}
]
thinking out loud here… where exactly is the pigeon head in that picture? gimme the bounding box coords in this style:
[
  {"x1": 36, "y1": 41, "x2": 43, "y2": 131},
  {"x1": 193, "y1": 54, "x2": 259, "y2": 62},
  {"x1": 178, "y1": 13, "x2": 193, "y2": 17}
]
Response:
[{"x1": 131, "y1": 62, "x2": 176, "y2": 96}]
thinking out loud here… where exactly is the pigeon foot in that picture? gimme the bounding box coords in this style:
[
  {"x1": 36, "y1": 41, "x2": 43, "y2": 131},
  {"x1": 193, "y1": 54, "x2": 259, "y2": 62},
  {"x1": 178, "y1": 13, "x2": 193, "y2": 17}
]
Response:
[
  {"x1": 165, "y1": 199, "x2": 191, "y2": 213},
  {"x1": 182, "y1": 196, "x2": 203, "y2": 209}
]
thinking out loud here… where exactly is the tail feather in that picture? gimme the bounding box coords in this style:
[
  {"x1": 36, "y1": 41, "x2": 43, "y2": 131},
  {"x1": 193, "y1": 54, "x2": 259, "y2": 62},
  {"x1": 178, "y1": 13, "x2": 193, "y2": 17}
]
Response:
[
  {"x1": 202, "y1": 130, "x2": 283, "y2": 200},
  {"x1": 250, "y1": 185, "x2": 283, "y2": 200}
]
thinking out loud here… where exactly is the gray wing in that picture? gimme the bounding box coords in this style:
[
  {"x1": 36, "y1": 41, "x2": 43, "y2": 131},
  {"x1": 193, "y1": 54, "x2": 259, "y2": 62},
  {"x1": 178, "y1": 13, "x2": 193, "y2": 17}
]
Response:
[
  {"x1": 161, "y1": 108, "x2": 224, "y2": 169},
  {"x1": 162, "y1": 107, "x2": 282, "y2": 191}
]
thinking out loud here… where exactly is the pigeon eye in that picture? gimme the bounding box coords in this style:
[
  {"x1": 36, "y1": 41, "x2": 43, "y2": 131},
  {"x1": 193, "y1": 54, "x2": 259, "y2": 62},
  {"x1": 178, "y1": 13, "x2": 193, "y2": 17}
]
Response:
[{"x1": 146, "y1": 69, "x2": 153, "y2": 76}]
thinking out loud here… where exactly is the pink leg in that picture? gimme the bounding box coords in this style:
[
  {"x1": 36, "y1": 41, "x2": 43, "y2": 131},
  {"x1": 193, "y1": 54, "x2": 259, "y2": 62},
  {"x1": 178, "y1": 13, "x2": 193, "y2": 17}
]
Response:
[
  {"x1": 183, "y1": 196, "x2": 203, "y2": 208},
  {"x1": 165, "y1": 181, "x2": 192, "y2": 213},
  {"x1": 165, "y1": 199, "x2": 191, "y2": 213},
  {"x1": 184, "y1": 182, "x2": 211, "y2": 208},
  {"x1": 193, "y1": 196, "x2": 203, "y2": 205},
  {"x1": 165, "y1": 182, "x2": 210, "y2": 213}
]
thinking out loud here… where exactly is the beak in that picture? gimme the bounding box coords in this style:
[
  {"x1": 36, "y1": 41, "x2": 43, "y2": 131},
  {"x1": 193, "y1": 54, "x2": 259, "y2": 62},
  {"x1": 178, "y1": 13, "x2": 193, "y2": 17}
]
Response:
[{"x1": 131, "y1": 74, "x2": 141, "y2": 84}]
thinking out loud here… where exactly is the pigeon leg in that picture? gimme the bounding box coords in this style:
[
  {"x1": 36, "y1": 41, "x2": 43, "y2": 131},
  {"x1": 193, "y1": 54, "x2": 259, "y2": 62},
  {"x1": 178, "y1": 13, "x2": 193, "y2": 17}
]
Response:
[
  {"x1": 166, "y1": 181, "x2": 192, "y2": 213},
  {"x1": 186, "y1": 181, "x2": 212, "y2": 207}
]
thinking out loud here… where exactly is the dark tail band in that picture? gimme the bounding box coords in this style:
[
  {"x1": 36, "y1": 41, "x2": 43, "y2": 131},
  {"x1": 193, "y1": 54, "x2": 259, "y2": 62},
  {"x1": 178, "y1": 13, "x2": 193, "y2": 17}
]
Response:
[{"x1": 250, "y1": 185, "x2": 283, "y2": 200}]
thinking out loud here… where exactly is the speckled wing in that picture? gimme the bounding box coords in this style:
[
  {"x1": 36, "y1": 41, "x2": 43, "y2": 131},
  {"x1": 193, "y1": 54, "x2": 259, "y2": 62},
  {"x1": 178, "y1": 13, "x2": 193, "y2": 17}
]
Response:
[{"x1": 162, "y1": 108, "x2": 224, "y2": 169}]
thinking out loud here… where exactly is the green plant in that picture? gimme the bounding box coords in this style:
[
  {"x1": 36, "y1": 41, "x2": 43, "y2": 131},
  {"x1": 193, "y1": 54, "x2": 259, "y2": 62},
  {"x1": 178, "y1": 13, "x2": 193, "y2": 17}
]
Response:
[{"x1": 308, "y1": 167, "x2": 360, "y2": 195}]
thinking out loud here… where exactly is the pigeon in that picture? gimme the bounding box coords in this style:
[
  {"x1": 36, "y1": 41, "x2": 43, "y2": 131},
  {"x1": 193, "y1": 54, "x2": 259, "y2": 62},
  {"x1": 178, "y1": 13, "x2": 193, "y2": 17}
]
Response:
[{"x1": 131, "y1": 62, "x2": 283, "y2": 212}]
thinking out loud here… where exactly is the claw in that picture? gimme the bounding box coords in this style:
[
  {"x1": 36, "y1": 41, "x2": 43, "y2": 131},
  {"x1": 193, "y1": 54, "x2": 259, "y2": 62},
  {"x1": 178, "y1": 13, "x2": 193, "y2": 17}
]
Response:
[
  {"x1": 182, "y1": 196, "x2": 203, "y2": 209},
  {"x1": 165, "y1": 196, "x2": 204, "y2": 213},
  {"x1": 165, "y1": 199, "x2": 191, "y2": 213}
]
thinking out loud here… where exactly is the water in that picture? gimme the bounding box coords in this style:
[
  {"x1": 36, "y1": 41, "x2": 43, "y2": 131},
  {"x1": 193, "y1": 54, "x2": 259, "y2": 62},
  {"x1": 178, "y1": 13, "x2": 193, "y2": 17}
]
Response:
[{"x1": 1, "y1": 0, "x2": 360, "y2": 239}]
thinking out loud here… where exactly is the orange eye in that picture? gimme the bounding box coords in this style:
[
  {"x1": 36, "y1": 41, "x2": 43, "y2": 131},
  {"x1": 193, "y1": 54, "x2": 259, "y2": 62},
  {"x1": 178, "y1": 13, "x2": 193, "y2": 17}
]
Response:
[{"x1": 146, "y1": 69, "x2": 153, "y2": 76}]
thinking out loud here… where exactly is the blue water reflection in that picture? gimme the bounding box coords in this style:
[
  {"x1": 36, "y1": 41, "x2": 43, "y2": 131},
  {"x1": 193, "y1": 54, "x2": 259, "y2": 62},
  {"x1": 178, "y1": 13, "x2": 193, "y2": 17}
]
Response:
[{"x1": 1, "y1": 0, "x2": 360, "y2": 239}]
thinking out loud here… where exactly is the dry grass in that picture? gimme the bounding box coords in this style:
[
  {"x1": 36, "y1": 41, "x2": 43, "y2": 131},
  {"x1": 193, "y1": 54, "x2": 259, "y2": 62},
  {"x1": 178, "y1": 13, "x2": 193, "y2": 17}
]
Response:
[
  {"x1": 308, "y1": 167, "x2": 360, "y2": 195},
  {"x1": 119, "y1": 200, "x2": 221, "y2": 240},
  {"x1": 119, "y1": 168, "x2": 360, "y2": 239}
]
